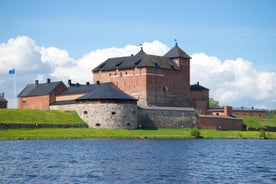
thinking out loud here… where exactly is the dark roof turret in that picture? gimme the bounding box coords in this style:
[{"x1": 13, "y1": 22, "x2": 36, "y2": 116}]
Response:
[{"x1": 164, "y1": 43, "x2": 191, "y2": 59}]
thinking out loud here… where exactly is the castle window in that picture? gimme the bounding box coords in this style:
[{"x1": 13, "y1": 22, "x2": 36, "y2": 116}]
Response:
[
  {"x1": 127, "y1": 123, "x2": 131, "y2": 126},
  {"x1": 109, "y1": 73, "x2": 111, "y2": 76},
  {"x1": 111, "y1": 111, "x2": 116, "y2": 115},
  {"x1": 133, "y1": 110, "x2": 136, "y2": 115},
  {"x1": 83, "y1": 110, "x2": 88, "y2": 115},
  {"x1": 96, "y1": 123, "x2": 101, "y2": 127},
  {"x1": 125, "y1": 72, "x2": 128, "y2": 75}
]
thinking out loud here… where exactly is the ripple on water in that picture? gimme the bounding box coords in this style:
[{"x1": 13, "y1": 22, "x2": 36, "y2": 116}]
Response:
[{"x1": 0, "y1": 139, "x2": 275, "y2": 183}]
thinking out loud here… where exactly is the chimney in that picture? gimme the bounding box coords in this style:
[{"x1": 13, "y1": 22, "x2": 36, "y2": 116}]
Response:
[
  {"x1": 47, "y1": 78, "x2": 51, "y2": 83},
  {"x1": 76, "y1": 83, "x2": 80, "y2": 87},
  {"x1": 224, "y1": 106, "x2": 232, "y2": 116},
  {"x1": 35, "y1": 80, "x2": 39, "y2": 85},
  {"x1": 1, "y1": 92, "x2": 4, "y2": 98},
  {"x1": 197, "y1": 81, "x2": 199, "y2": 86},
  {"x1": 68, "y1": 79, "x2": 72, "y2": 86},
  {"x1": 86, "y1": 82, "x2": 90, "y2": 86}
]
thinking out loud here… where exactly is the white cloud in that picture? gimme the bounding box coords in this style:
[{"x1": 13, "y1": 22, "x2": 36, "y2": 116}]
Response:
[
  {"x1": 39, "y1": 47, "x2": 74, "y2": 67},
  {"x1": 0, "y1": 36, "x2": 275, "y2": 109},
  {"x1": 65, "y1": 40, "x2": 169, "y2": 83},
  {"x1": 0, "y1": 36, "x2": 41, "y2": 73},
  {"x1": 190, "y1": 53, "x2": 276, "y2": 109}
]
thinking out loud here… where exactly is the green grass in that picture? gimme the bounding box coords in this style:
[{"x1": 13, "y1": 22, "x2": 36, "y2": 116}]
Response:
[
  {"x1": 0, "y1": 128, "x2": 275, "y2": 140},
  {"x1": 0, "y1": 109, "x2": 275, "y2": 140},
  {"x1": 238, "y1": 115, "x2": 276, "y2": 128},
  {"x1": 0, "y1": 109, "x2": 86, "y2": 125}
]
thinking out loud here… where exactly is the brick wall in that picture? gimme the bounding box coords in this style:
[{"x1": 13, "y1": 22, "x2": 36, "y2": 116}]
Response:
[
  {"x1": 93, "y1": 65, "x2": 191, "y2": 107},
  {"x1": 196, "y1": 115, "x2": 243, "y2": 130},
  {"x1": 191, "y1": 89, "x2": 209, "y2": 114},
  {"x1": 18, "y1": 95, "x2": 50, "y2": 110},
  {"x1": 232, "y1": 109, "x2": 266, "y2": 118}
]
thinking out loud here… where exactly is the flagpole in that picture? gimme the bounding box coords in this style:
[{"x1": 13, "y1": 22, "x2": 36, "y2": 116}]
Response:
[
  {"x1": 14, "y1": 72, "x2": 16, "y2": 108},
  {"x1": 9, "y1": 69, "x2": 16, "y2": 108}
]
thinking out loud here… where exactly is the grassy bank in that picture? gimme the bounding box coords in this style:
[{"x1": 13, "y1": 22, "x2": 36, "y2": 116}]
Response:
[
  {"x1": 0, "y1": 109, "x2": 86, "y2": 125},
  {"x1": 0, "y1": 128, "x2": 275, "y2": 140},
  {"x1": 238, "y1": 115, "x2": 276, "y2": 128},
  {"x1": 1, "y1": 109, "x2": 276, "y2": 140}
]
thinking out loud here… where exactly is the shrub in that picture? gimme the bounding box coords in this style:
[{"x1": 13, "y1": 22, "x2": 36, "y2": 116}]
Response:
[
  {"x1": 191, "y1": 128, "x2": 201, "y2": 138},
  {"x1": 259, "y1": 129, "x2": 268, "y2": 139}
]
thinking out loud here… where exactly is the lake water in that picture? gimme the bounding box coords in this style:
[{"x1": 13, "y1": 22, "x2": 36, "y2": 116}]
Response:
[{"x1": 0, "y1": 139, "x2": 275, "y2": 184}]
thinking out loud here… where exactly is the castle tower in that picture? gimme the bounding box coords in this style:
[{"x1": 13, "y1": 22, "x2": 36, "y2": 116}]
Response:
[{"x1": 164, "y1": 43, "x2": 192, "y2": 106}]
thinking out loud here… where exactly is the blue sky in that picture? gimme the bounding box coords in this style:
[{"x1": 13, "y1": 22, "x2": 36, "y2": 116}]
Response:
[
  {"x1": 0, "y1": 0, "x2": 276, "y2": 109},
  {"x1": 1, "y1": 0, "x2": 275, "y2": 66}
]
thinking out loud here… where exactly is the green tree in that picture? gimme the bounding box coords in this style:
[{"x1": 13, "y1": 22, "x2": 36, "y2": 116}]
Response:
[{"x1": 209, "y1": 98, "x2": 220, "y2": 108}]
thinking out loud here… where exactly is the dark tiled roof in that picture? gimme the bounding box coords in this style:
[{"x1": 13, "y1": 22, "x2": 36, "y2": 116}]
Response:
[
  {"x1": 58, "y1": 84, "x2": 98, "y2": 96},
  {"x1": 92, "y1": 49, "x2": 179, "y2": 72},
  {"x1": 18, "y1": 81, "x2": 65, "y2": 97},
  {"x1": 164, "y1": 43, "x2": 191, "y2": 59},
  {"x1": 190, "y1": 83, "x2": 209, "y2": 91},
  {"x1": 76, "y1": 83, "x2": 137, "y2": 101}
]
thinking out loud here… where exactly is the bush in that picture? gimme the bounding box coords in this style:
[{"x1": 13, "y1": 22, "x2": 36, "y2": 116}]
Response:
[
  {"x1": 191, "y1": 128, "x2": 202, "y2": 138},
  {"x1": 259, "y1": 129, "x2": 268, "y2": 139}
]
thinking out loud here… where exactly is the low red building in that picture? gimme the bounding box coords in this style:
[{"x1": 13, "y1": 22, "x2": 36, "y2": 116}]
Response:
[
  {"x1": 18, "y1": 79, "x2": 67, "y2": 110},
  {"x1": 0, "y1": 92, "x2": 7, "y2": 108},
  {"x1": 232, "y1": 108, "x2": 266, "y2": 118}
]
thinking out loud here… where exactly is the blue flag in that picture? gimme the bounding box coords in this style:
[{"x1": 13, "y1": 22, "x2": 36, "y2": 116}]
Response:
[{"x1": 9, "y1": 69, "x2": 15, "y2": 74}]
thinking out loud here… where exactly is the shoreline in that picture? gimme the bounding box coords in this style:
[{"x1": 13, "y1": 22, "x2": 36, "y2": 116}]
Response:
[{"x1": 0, "y1": 128, "x2": 275, "y2": 140}]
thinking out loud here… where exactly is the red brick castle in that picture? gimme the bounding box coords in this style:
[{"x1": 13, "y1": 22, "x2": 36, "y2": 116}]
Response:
[{"x1": 92, "y1": 43, "x2": 191, "y2": 107}]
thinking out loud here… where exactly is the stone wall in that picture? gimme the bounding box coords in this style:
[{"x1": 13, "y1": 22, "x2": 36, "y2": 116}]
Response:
[
  {"x1": 50, "y1": 103, "x2": 138, "y2": 129},
  {"x1": 138, "y1": 106, "x2": 196, "y2": 129}
]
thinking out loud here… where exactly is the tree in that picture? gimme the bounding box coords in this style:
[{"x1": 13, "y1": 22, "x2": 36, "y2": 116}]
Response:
[{"x1": 209, "y1": 98, "x2": 220, "y2": 108}]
